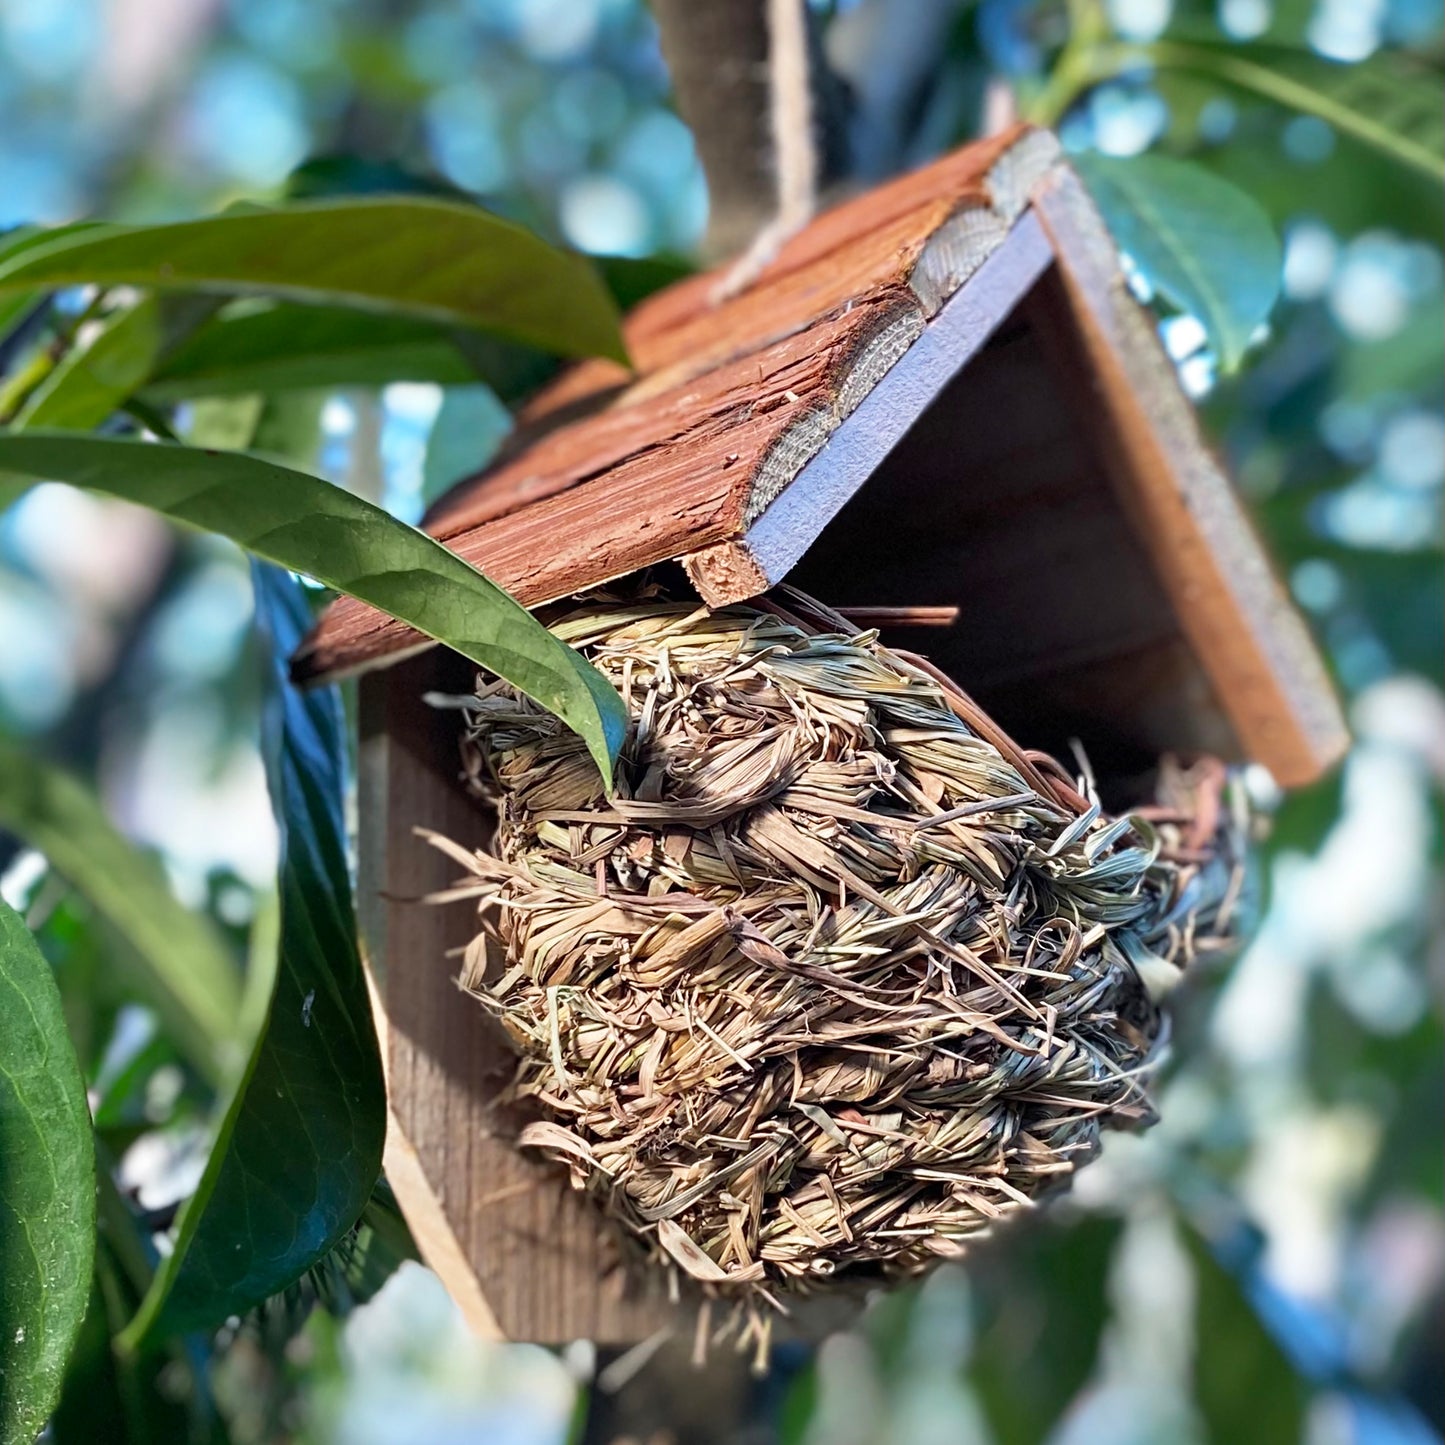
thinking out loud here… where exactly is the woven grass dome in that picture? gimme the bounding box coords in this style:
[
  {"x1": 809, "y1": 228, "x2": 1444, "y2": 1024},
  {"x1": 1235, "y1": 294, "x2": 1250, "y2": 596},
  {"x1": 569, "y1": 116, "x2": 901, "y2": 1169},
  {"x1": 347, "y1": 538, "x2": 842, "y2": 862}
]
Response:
[{"x1": 427, "y1": 589, "x2": 1245, "y2": 1312}]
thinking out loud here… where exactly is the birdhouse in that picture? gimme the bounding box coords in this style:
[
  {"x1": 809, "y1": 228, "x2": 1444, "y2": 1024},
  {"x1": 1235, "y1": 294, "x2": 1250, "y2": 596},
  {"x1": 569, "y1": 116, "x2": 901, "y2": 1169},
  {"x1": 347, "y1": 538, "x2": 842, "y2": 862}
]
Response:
[{"x1": 293, "y1": 124, "x2": 1346, "y2": 1345}]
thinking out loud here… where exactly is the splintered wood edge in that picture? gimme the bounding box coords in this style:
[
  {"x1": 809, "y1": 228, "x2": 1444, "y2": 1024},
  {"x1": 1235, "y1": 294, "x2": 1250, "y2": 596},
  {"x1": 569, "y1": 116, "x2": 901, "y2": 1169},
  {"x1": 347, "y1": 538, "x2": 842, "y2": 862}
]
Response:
[
  {"x1": 1028, "y1": 166, "x2": 1348, "y2": 787},
  {"x1": 683, "y1": 207, "x2": 1056, "y2": 603},
  {"x1": 685, "y1": 131, "x2": 1062, "y2": 600}
]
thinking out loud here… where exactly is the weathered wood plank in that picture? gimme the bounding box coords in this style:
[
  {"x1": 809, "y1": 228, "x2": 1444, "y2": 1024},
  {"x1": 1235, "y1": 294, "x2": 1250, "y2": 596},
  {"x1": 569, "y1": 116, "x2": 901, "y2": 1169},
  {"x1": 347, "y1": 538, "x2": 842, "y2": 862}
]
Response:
[
  {"x1": 684, "y1": 211, "x2": 1054, "y2": 602},
  {"x1": 298, "y1": 129, "x2": 1050, "y2": 682},
  {"x1": 295, "y1": 290, "x2": 924, "y2": 681},
  {"x1": 1028, "y1": 166, "x2": 1347, "y2": 786},
  {"x1": 615, "y1": 122, "x2": 1031, "y2": 350},
  {"x1": 358, "y1": 652, "x2": 674, "y2": 1342}
]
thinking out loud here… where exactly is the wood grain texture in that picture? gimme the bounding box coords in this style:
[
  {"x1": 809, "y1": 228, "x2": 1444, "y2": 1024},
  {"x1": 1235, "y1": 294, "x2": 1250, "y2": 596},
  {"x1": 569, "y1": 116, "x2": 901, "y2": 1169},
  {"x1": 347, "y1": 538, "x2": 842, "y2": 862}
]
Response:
[
  {"x1": 296, "y1": 127, "x2": 1047, "y2": 683},
  {"x1": 1028, "y1": 167, "x2": 1347, "y2": 786},
  {"x1": 295, "y1": 291, "x2": 925, "y2": 681},
  {"x1": 612, "y1": 122, "x2": 1030, "y2": 355},
  {"x1": 358, "y1": 651, "x2": 675, "y2": 1342},
  {"x1": 684, "y1": 211, "x2": 1054, "y2": 602},
  {"x1": 780, "y1": 293, "x2": 1240, "y2": 778}
]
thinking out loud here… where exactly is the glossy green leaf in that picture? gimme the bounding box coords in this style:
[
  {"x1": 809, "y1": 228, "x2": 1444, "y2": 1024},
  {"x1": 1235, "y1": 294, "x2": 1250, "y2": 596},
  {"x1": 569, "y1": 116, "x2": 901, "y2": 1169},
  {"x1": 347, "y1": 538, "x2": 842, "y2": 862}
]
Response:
[
  {"x1": 0, "y1": 899, "x2": 96, "y2": 1445},
  {"x1": 144, "y1": 300, "x2": 557, "y2": 404},
  {"x1": 293, "y1": 1179, "x2": 419, "y2": 1320},
  {"x1": 1075, "y1": 152, "x2": 1281, "y2": 371},
  {"x1": 0, "y1": 432, "x2": 627, "y2": 786},
  {"x1": 0, "y1": 198, "x2": 627, "y2": 362},
  {"x1": 1150, "y1": 41, "x2": 1445, "y2": 183},
  {"x1": 123, "y1": 566, "x2": 386, "y2": 1346},
  {"x1": 54, "y1": 1170, "x2": 225, "y2": 1444},
  {"x1": 13, "y1": 297, "x2": 165, "y2": 431},
  {"x1": 0, "y1": 740, "x2": 242, "y2": 1082},
  {"x1": 51, "y1": 1250, "x2": 204, "y2": 1445},
  {"x1": 49, "y1": 1266, "x2": 125, "y2": 1445},
  {"x1": 146, "y1": 303, "x2": 481, "y2": 399},
  {"x1": 1186, "y1": 1227, "x2": 1309, "y2": 1444}
]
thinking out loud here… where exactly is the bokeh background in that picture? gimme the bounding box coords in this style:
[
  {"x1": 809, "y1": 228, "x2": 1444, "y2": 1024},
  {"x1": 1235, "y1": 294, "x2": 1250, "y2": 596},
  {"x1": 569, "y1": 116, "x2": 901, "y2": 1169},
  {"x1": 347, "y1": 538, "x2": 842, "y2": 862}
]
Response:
[{"x1": 0, "y1": 0, "x2": 1440, "y2": 1442}]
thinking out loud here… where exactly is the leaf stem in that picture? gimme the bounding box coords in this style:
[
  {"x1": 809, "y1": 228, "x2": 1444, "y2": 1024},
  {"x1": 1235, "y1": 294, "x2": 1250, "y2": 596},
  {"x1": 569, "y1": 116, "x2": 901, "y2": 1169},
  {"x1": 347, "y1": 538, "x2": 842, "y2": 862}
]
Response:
[{"x1": 1024, "y1": 2, "x2": 1116, "y2": 128}]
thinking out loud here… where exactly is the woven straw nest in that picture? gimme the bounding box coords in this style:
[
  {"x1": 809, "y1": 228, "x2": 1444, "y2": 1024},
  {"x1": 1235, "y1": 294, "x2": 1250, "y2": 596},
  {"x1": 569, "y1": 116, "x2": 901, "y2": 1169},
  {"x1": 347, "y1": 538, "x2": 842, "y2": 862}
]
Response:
[{"x1": 427, "y1": 587, "x2": 1246, "y2": 1316}]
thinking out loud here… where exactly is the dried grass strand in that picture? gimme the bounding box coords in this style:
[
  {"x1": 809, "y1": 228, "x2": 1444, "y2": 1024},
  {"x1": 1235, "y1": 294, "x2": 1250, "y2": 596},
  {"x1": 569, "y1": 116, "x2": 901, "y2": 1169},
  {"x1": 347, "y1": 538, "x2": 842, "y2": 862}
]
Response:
[{"x1": 431, "y1": 592, "x2": 1246, "y2": 1305}]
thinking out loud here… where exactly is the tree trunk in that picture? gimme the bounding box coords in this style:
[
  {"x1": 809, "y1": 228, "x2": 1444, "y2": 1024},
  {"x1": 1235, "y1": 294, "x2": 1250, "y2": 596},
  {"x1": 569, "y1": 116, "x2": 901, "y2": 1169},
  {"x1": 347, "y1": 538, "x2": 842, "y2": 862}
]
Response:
[{"x1": 649, "y1": 0, "x2": 777, "y2": 262}]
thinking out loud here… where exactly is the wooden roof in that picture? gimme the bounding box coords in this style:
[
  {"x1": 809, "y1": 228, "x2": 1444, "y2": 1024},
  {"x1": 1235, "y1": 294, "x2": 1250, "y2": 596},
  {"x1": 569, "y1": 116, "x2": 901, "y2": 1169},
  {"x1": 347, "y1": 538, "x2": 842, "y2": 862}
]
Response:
[
  {"x1": 296, "y1": 124, "x2": 1347, "y2": 788},
  {"x1": 295, "y1": 124, "x2": 1055, "y2": 676}
]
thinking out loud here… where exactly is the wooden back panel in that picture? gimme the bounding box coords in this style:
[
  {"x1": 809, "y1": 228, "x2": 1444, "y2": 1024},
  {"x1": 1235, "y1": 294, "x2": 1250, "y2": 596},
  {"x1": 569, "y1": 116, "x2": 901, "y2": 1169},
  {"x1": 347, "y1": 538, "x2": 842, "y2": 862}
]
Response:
[
  {"x1": 1027, "y1": 168, "x2": 1347, "y2": 786},
  {"x1": 782, "y1": 282, "x2": 1239, "y2": 785},
  {"x1": 358, "y1": 650, "x2": 674, "y2": 1343}
]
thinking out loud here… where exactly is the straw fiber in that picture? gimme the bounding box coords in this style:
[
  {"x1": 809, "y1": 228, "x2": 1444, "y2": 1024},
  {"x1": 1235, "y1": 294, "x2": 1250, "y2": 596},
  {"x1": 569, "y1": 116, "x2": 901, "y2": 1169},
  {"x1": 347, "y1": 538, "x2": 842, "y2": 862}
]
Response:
[{"x1": 425, "y1": 587, "x2": 1246, "y2": 1319}]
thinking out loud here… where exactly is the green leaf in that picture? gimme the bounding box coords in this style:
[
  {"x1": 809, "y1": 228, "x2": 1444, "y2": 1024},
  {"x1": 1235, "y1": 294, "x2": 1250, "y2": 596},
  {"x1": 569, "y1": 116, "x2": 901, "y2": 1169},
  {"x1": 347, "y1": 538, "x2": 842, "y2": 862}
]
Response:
[
  {"x1": 1338, "y1": 304, "x2": 1445, "y2": 403},
  {"x1": 12, "y1": 298, "x2": 165, "y2": 431},
  {"x1": 776, "y1": 1363, "x2": 818, "y2": 1445},
  {"x1": 0, "y1": 291, "x2": 37, "y2": 348},
  {"x1": 54, "y1": 1170, "x2": 225, "y2": 1444},
  {"x1": 0, "y1": 433, "x2": 626, "y2": 785},
  {"x1": 185, "y1": 394, "x2": 267, "y2": 452},
  {"x1": 1178, "y1": 124, "x2": 1443, "y2": 246},
  {"x1": 12, "y1": 294, "x2": 218, "y2": 431},
  {"x1": 293, "y1": 1178, "x2": 419, "y2": 1319},
  {"x1": 0, "y1": 741, "x2": 242, "y2": 1083},
  {"x1": 143, "y1": 300, "x2": 557, "y2": 405},
  {"x1": 146, "y1": 303, "x2": 481, "y2": 400},
  {"x1": 0, "y1": 899, "x2": 96, "y2": 1445},
  {"x1": 1150, "y1": 41, "x2": 1445, "y2": 183},
  {"x1": 49, "y1": 1266, "x2": 125, "y2": 1445},
  {"x1": 422, "y1": 383, "x2": 513, "y2": 506},
  {"x1": 0, "y1": 223, "x2": 103, "y2": 266},
  {"x1": 1185, "y1": 1227, "x2": 1309, "y2": 1444},
  {"x1": 51, "y1": 1250, "x2": 201, "y2": 1445},
  {"x1": 122, "y1": 566, "x2": 387, "y2": 1346},
  {"x1": 1074, "y1": 152, "x2": 1282, "y2": 370},
  {"x1": 968, "y1": 1214, "x2": 1121, "y2": 1445},
  {"x1": 594, "y1": 253, "x2": 694, "y2": 310},
  {"x1": 0, "y1": 198, "x2": 627, "y2": 362},
  {"x1": 248, "y1": 391, "x2": 328, "y2": 473}
]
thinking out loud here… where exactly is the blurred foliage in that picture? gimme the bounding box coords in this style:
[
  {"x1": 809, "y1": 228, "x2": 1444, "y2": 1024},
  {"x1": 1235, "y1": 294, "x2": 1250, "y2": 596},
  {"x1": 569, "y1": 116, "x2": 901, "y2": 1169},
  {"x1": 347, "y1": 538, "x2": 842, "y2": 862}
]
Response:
[{"x1": 0, "y1": 0, "x2": 1440, "y2": 1443}]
